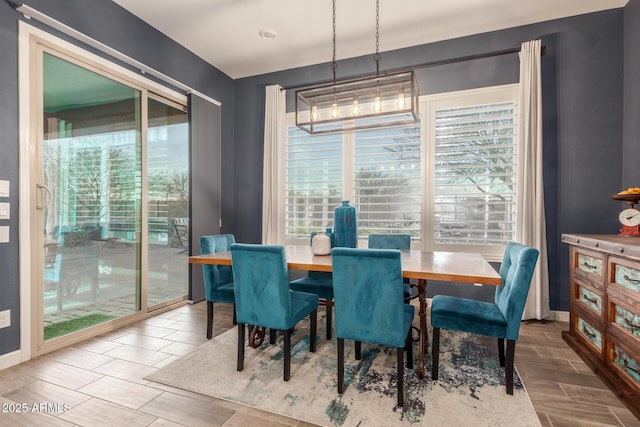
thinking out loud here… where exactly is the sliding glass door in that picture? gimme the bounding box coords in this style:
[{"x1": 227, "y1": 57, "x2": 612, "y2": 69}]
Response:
[
  {"x1": 40, "y1": 52, "x2": 142, "y2": 340},
  {"x1": 36, "y1": 48, "x2": 188, "y2": 346}
]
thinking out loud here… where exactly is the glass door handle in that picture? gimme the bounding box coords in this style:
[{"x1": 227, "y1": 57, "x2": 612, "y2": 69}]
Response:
[{"x1": 36, "y1": 184, "x2": 51, "y2": 209}]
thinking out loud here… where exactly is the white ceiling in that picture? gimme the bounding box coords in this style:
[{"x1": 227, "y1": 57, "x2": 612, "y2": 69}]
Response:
[{"x1": 113, "y1": 0, "x2": 628, "y2": 79}]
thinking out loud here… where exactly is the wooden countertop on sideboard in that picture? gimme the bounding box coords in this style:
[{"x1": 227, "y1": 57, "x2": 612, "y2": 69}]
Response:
[{"x1": 561, "y1": 233, "x2": 640, "y2": 260}]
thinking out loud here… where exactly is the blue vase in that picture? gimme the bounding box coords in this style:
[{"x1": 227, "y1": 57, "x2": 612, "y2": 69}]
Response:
[{"x1": 334, "y1": 201, "x2": 357, "y2": 248}]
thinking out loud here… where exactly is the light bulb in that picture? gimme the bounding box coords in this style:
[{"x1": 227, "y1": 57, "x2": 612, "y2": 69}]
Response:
[
  {"x1": 330, "y1": 102, "x2": 339, "y2": 118},
  {"x1": 352, "y1": 97, "x2": 360, "y2": 115},
  {"x1": 397, "y1": 89, "x2": 406, "y2": 109},
  {"x1": 311, "y1": 105, "x2": 318, "y2": 121},
  {"x1": 373, "y1": 95, "x2": 382, "y2": 113}
]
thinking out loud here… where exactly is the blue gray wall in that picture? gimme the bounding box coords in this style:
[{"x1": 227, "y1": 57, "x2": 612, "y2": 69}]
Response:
[
  {"x1": 0, "y1": 0, "x2": 21, "y2": 357},
  {"x1": 0, "y1": 0, "x2": 235, "y2": 356},
  {"x1": 233, "y1": 9, "x2": 627, "y2": 311},
  {"x1": 624, "y1": 0, "x2": 640, "y2": 186}
]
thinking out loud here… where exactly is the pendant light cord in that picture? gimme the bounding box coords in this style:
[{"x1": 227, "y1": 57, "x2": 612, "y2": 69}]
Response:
[
  {"x1": 332, "y1": 0, "x2": 337, "y2": 84},
  {"x1": 374, "y1": 0, "x2": 380, "y2": 76}
]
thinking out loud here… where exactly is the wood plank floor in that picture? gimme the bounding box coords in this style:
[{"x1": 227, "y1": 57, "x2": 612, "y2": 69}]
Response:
[{"x1": 1, "y1": 302, "x2": 639, "y2": 426}]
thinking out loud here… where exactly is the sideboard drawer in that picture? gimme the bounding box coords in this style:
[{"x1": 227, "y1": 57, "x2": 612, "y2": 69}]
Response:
[
  {"x1": 612, "y1": 301, "x2": 640, "y2": 341},
  {"x1": 610, "y1": 257, "x2": 640, "y2": 296},
  {"x1": 608, "y1": 336, "x2": 640, "y2": 392},
  {"x1": 572, "y1": 278, "x2": 605, "y2": 322},
  {"x1": 572, "y1": 309, "x2": 604, "y2": 358},
  {"x1": 572, "y1": 247, "x2": 605, "y2": 289}
]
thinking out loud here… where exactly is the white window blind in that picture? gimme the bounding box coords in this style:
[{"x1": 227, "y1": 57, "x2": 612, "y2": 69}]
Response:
[
  {"x1": 433, "y1": 99, "x2": 517, "y2": 245},
  {"x1": 278, "y1": 84, "x2": 518, "y2": 256},
  {"x1": 353, "y1": 122, "x2": 422, "y2": 238},
  {"x1": 285, "y1": 126, "x2": 343, "y2": 240}
]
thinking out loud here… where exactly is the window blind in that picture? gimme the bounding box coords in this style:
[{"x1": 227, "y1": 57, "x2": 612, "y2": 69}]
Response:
[
  {"x1": 285, "y1": 127, "x2": 343, "y2": 240},
  {"x1": 434, "y1": 101, "x2": 517, "y2": 245},
  {"x1": 353, "y1": 122, "x2": 422, "y2": 238}
]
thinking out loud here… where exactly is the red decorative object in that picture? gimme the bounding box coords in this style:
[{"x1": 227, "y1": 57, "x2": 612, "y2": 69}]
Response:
[{"x1": 620, "y1": 224, "x2": 640, "y2": 236}]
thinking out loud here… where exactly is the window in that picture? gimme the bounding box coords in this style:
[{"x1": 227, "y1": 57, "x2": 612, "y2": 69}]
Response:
[
  {"x1": 280, "y1": 84, "x2": 518, "y2": 258},
  {"x1": 426, "y1": 85, "x2": 518, "y2": 259},
  {"x1": 284, "y1": 117, "x2": 421, "y2": 245}
]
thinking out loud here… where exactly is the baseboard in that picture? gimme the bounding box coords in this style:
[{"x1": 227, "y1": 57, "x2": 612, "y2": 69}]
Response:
[
  {"x1": 0, "y1": 349, "x2": 23, "y2": 372},
  {"x1": 548, "y1": 310, "x2": 569, "y2": 322}
]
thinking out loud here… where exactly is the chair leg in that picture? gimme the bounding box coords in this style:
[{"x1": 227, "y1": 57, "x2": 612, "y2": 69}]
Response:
[
  {"x1": 506, "y1": 339, "x2": 515, "y2": 395},
  {"x1": 337, "y1": 338, "x2": 345, "y2": 394},
  {"x1": 206, "y1": 301, "x2": 214, "y2": 339},
  {"x1": 237, "y1": 323, "x2": 245, "y2": 372},
  {"x1": 284, "y1": 329, "x2": 291, "y2": 381},
  {"x1": 397, "y1": 347, "x2": 404, "y2": 407},
  {"x1": 355, "y1": 341, "x2": 362, "y2": 360},
  {"x1": 232, "y1": 304, "x2": 237, "y2": 325},
  {"x1": 269, "y1": 328, "x2": 277, "y2": 344},
  {"x1": 310, "y1": 309, "x2": 317, "y2": 353},
  {"x1": 405, "y1": 329, "x2": 413, "y2": 370},
  {"x1": 326, "y1": 301, "x2": 333, "y2": 340},
  {"x1": 498, "y1": 337, "x2": 505, "y2": 367},
  {"x1": 431, "y1": 327, "x2": 440, "y2": 380}
]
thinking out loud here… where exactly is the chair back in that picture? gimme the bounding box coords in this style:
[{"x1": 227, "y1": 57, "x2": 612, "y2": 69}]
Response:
[
  {"x1": 367, "y1": 234, "x2": 411, "y2": 250},
  {"x1": 200, "y1": 234, "x2": 235, "y2": 298},
  {"x1": 230, "y1": 244, "x2": 292, "y2": 330},
  {"x1": 495, "y1": 242, "x2": 539, "y2": 340},
  {"x1": 332, "y1": 247, "x2": 406, "y2": 348}
]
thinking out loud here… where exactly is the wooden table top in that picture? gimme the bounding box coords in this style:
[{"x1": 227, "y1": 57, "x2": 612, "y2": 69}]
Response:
[{"x1": 189, "y1": 245, "x2": 501, "y2": 286}]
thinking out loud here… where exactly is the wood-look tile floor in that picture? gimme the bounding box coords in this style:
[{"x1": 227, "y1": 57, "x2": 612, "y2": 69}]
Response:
[{"x1": 1, "y1": 302, "x2": 639, "y2": 426}]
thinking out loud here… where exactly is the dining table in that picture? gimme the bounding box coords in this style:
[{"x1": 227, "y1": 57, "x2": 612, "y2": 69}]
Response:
[{"x1": 188, "y1": 244, "x2": 502, "y2": 378}]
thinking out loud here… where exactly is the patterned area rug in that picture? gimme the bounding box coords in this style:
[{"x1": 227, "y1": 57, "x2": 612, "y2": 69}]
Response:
[{"x1": 146, "y1": 319, "x2": 539, "y2": 426}]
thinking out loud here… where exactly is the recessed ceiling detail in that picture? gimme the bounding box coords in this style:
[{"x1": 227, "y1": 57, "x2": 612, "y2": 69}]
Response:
[{"x1": 258, "y1": 29, "x2": 277, "y2": 40}]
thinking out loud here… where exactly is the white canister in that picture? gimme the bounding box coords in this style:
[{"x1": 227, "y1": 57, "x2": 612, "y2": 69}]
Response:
[{"x1": 311, "y1": 231, "x2": 332, "y2": 255}]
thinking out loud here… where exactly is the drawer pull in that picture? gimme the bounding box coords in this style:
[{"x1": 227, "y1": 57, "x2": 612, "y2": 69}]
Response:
[
  {"x1": 581, "y1": 324, "x2": 597, "y2": 339},
  {"x1": 583, "y1": 295, "x2": 599, "y2": 305},
  {"x1": 582, "y1": 261, "x2": 597, "y2": 270},
  {"x1": 623, "y1": 317, "x2": 640, "y2": 332},
  {"x1": 624, "y1": 359, "x2": 640, "y2": 377},
  {"x1": 623, "y1": 274, "x2": 640, "y2": 284}
]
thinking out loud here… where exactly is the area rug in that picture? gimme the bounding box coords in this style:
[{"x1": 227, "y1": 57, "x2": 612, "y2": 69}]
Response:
[{"x1": 146, "y1": 319, "x2": 539, "y2": 426}]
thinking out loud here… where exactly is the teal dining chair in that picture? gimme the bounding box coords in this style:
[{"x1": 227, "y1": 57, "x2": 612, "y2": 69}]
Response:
[
  {"x1": 289, "y1": 233, "x2": 334, "y2": 339},
  {"x1": 332, "y1": 247, "x2": 414, "y2": 407},
  {"x1": 430, "y1": 242, "x2": 539, "y2": 394},
  {"x1": 231, "y1": 243, "x2": 319, "y2": 381},
  {"x1": 200, "y1": 234, "x2": 236, "y2": 339},
  {"x1": 367, "y1": 234, "x2": 418, "y2": 301}
]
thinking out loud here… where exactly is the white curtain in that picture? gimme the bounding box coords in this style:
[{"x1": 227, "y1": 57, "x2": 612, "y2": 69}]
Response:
[
  {"x1": 517, "y1": 39, "x2": 550, "y2": 320},
  {"x1": 261, "y1": 84, "x2": 286, "y2": 244}
]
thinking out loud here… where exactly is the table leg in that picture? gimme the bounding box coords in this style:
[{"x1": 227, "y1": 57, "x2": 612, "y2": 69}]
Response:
[{"x1": 417, "y1": 278, "x2": 427, "y2": 378}]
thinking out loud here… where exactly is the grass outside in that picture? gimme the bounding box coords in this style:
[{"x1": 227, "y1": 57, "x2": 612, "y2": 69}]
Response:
[{"x1": 44, "y1": 313, "x2": 116, "y2": 340}]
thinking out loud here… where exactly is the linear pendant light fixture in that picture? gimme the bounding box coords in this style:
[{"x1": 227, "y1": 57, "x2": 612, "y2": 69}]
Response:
[{"x1": 296, "y1": 0, "x2": 418, "y2": 134}]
